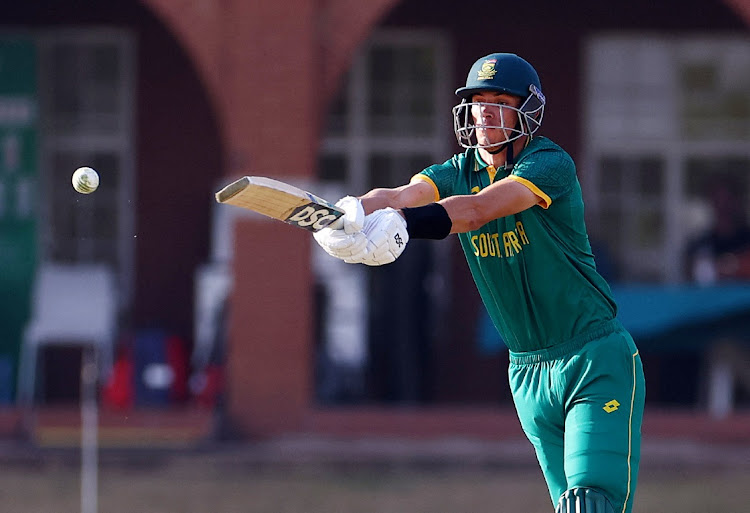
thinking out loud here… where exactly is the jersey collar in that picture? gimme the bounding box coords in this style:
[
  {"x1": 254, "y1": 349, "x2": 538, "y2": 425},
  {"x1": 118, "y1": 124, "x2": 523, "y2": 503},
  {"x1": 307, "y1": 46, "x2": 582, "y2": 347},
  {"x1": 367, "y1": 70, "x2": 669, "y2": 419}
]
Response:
[
  {"x1": 471, "y1": 150, "x2": 500, "y2": 183},
  {"x1": 472, "y1": 137, "x2": 543, "y2": 173},
  {"x1": 472, "y1": 148, "x2": 514, "y2": 175},
  {"x1": 472, "y1": 149, "x2": 492, "y2": 172}
]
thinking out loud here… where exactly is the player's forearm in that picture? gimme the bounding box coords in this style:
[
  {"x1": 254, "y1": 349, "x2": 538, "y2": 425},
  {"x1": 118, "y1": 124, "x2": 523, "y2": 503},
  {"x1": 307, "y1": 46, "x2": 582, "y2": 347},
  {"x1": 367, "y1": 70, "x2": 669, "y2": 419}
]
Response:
[
  {"x1": 440, "y1": 179, "x2": 541, "y2": 233},
  {"x1": 359, "y1": 188, "x2": 401, "y2": 214},
  {"x1": 439, "y1": 195, "x2": 496, "y2": 233},
  {"x1": 359, "y1": 183, "x2": 434, "y2": 215}
]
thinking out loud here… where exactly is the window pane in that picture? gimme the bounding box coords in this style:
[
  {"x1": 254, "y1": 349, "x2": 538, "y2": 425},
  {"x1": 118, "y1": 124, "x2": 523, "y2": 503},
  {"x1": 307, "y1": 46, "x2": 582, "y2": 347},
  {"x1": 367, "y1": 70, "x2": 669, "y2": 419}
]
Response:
[
  {"x1": 597, "y1": 207, "x2": 623, "y2": 255},
  {"x1": 636, "y1": 157, "x2": 664, "y2": 198},
  {"x1": 587, "y1": 38, "x2": 674, "y2": 141},
  {"x1": 48, "y1": 42, "x2": 123, "y2": 133},
  {"x1": 90, "y1": 45, "x2": 121, "y2": 118},
  {"x1": 635, "y1": 209, "x2": 663, "y2": 247},
  {"x1": 598, "y1": 157, "x2": 624, "y2": 195},
  {"x1": 325, "y1": 80, "x2": 349, "y2": 136},
  {"x1": 590, "y1": 155, "x2": 666, "y2": 275},
  {"x1": 685, "y1": 157, "x2": 750, "y2": 200},
  {"x1": 48, "y1": 150, "x2": 120, "y2": 264},
  {"x1": 678, "y1": 42, "x2": 750, "y2": 140},
  {"x1": 367, "y1": 153, "x2": 431, "y2": 190},
  {"x1": 49, "y1": 44, "x2": 80, "y2": 124},
  {"x1": 318, "y1": 153, "x2": 347, "y2": 182},
  {"x1": 367, "y1": 45, "x2": 437, "y2": 135},
  {"x1": 684, "y1": 157, "x2": 750, "y2": 240}
]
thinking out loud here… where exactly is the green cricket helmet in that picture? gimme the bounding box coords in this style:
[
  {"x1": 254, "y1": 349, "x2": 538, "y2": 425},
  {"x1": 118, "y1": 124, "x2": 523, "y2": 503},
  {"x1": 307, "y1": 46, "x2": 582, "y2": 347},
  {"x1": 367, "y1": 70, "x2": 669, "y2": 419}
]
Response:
[{"x1": 453, "y1": 53, "x2": 546, "y2": 150}]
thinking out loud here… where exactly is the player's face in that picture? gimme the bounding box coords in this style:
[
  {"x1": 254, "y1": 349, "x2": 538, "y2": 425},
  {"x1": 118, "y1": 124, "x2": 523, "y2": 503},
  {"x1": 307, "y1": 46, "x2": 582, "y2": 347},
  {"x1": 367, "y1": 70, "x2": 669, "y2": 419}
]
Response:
[{"x1": 470, "y1": 92, "x2": 522, "y2": 147}]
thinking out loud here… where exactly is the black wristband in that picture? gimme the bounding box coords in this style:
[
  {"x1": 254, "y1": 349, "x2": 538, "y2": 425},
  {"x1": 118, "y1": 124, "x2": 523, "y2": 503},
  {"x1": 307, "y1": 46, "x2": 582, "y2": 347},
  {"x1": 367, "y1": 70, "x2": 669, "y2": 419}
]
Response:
[{"x1": 401, "y1": 203, "x2": 452, "y2": 240}]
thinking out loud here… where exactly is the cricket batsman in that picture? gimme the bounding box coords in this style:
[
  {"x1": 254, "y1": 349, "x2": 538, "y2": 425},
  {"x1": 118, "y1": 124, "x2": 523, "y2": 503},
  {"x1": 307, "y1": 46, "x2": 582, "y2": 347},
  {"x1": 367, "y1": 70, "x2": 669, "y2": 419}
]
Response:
[{"x1": 314, "y1": 52, "x2": 646, "y2": 513}]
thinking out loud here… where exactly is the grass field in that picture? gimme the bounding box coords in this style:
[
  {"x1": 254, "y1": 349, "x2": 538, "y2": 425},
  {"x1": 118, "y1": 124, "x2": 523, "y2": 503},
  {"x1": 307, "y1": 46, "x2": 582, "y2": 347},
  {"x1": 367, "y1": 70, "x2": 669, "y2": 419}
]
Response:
[{"x1": 2, "y1": 449, "x2": 749, "y2": 513}]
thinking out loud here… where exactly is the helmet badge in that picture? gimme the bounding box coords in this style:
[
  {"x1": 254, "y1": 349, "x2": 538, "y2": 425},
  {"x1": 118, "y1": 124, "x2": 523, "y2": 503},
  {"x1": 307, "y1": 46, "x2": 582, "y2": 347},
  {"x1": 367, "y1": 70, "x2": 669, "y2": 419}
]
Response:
[
  {"x1": 477, "y1": 59, "x2": 497, "y2": 81},
  {"x1": 529, "y1": 84, "x2": 546, "y2": 104}
]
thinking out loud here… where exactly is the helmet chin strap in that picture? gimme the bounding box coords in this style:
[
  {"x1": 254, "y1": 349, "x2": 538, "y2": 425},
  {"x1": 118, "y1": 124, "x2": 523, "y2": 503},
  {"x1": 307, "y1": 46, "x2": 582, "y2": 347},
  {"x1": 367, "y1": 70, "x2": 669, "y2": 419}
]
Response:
[{"x1": 486, "y1": 141, "x2": 514, "y2": 170}]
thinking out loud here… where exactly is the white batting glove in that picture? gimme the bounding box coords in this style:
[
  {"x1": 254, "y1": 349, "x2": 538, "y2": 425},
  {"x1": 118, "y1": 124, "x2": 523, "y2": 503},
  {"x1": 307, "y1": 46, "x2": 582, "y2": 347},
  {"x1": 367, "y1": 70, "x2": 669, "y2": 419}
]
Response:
[
  {"x1": 349, "y1": 208, "x2": 409, "y2": 266},
  {"x1": 312, "y1": 196, "x2": 367, "y2": 261},
  {"x1": 333, "y1": 196, "x2": 365, "y2": 234},
  {"x1": 313, "y1": 227, "x2": 368, "y2": 260}
]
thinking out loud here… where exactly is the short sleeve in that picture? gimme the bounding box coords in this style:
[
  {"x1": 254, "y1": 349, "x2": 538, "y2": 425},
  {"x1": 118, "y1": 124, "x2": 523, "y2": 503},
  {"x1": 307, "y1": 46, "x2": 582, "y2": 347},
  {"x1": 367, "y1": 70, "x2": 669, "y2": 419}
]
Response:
[
  {"x1": 510, "y1": 148, "x2": 576, "y2": 208},
  {"x1": 416, "y1": 155, "x2": 461, "y2": 200}
]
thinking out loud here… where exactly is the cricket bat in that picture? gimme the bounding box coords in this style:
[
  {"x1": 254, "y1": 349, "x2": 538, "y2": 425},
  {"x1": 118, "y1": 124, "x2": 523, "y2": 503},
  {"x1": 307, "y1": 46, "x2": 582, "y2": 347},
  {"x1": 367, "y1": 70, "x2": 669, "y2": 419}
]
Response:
[{"x1": 215, "y1": 176, "x2": 344, "y2": 232}]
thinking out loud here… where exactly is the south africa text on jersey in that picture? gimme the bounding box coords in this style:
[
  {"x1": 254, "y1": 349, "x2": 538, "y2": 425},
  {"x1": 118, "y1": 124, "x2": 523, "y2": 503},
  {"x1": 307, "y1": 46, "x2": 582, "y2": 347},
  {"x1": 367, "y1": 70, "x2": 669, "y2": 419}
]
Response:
[{"x1": 470, "y1": 221, "x2": 530, "y2": 258}]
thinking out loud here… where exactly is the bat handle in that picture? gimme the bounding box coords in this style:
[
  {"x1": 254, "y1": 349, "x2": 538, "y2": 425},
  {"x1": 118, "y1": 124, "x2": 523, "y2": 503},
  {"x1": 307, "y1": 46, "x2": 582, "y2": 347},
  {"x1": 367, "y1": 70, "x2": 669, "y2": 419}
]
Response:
[{"x1": 328, "y1": 218, "x2": 344, "y2": 230}]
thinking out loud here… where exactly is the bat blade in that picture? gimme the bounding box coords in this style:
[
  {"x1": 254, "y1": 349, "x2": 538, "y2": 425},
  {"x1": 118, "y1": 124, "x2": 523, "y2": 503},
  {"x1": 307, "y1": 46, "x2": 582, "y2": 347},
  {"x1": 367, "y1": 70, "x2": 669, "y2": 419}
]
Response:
[{"x1": 215, "y1": 176, "x2": 344, "y2": 232}]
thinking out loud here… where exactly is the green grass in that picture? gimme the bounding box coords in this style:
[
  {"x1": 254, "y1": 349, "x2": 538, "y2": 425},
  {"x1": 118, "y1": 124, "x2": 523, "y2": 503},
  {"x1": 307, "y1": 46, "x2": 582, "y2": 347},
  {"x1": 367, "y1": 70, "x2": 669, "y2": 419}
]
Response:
[{"x1": 1, "y1": 456, "x2": 749, "y2": 513}]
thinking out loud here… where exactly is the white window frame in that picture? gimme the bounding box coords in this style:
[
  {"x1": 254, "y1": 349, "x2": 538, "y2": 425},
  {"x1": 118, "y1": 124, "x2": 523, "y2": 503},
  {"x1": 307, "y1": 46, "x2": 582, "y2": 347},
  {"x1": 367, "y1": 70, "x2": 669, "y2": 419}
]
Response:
[
  {"x1": 322, "y1": 29, "x2": 453, "y2": 192},
  {"x1": 36, "y1": 29, "x2": 136, "y2": 309},
  {"x1": 582, "y1": 35, "x2": 750, "y2": 283},
  {"x1": 316, "y1": 29, "x2": 454, "y2": 400}
]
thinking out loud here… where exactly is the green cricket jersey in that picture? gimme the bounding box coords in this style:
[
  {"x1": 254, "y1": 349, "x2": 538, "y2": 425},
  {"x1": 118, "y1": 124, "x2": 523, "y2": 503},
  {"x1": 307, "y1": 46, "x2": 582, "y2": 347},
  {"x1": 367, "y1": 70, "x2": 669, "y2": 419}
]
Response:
[{"x1": 416, "y1": 136, "x2": 617, "y2": 353}]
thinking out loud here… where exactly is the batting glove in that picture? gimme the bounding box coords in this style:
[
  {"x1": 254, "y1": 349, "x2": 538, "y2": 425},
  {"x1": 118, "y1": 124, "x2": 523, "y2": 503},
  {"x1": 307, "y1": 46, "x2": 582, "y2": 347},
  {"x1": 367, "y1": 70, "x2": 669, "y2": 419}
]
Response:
[
  {"x1": 313, "y1": 227, "x2": 368, "y2": 260},
  {"x1": 334, "y1": 196, "x2": 365, "y2": 234},
  {"x1": 312, "y1": 196, "x2": 367, "y2": 261},
  {"x1": 349, "y1": 208, "x2": 409, "y2": 266}
]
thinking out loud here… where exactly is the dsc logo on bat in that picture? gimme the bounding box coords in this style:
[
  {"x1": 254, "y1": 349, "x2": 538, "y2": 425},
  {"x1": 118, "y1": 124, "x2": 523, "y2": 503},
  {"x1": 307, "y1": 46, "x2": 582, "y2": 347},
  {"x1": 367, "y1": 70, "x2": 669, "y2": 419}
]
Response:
[{"x1": 286, "y1": 204, "x2": 342, "y2": 231}]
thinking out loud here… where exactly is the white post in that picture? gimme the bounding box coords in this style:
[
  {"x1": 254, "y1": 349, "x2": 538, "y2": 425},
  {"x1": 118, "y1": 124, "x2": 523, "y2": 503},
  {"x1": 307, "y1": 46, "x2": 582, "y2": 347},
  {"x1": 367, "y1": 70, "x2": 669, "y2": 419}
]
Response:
[
  {"x1": 80, "y1": 346, "x2": 98, "y2": 513},
  {"x1": 707, "y1": 359, "x2": 733, "y2": 420}
]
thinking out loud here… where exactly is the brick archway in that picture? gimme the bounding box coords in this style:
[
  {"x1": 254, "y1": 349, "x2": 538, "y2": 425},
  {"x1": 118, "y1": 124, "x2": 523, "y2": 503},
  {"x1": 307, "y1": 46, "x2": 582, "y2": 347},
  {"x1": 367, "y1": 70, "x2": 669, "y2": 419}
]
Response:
[{"x1": 142, "y1": 0, "x2": 401, "y2": 175}]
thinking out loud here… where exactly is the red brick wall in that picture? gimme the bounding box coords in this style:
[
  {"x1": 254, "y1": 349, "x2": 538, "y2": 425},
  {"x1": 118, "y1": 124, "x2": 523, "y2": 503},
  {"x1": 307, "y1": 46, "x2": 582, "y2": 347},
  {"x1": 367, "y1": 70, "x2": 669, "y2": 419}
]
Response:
[{"x1": 226, "y1": 221, "x2": 313, "y2": 436}]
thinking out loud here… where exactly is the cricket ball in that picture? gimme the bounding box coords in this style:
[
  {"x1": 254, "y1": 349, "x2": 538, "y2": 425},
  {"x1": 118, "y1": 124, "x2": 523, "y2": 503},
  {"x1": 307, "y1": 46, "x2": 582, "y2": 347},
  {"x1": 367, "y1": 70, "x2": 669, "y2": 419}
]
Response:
[{"x1": 72, "y1": 167, "x2": 100, "y2": 194}]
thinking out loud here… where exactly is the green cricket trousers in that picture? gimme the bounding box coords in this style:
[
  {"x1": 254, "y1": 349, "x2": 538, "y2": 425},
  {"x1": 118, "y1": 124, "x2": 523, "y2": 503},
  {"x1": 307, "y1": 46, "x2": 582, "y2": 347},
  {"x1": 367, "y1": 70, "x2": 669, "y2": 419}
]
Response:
[{"x1": 508, "y1": 319, "x2": 645, "y2": 513}]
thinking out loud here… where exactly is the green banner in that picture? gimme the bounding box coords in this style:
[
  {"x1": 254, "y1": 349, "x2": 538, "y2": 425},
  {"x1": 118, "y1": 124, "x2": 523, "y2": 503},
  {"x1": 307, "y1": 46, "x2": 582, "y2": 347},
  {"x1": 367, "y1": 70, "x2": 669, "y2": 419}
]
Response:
[{"x1": 0, "y1": 37, "x2": 38, "y2": 403}]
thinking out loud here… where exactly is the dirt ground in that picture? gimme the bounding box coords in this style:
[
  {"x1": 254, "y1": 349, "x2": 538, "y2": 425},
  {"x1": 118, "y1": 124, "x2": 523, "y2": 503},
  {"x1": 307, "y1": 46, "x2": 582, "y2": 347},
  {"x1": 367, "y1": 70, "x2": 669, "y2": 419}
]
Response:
[{"x1": 1, "y1": 439, "x2": 749, "y2": 513}]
